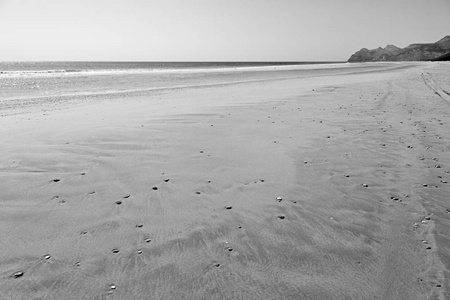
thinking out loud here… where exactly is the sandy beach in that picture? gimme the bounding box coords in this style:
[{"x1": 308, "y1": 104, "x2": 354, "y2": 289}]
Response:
[{"x1": 1, "y1": 62, "x2": 449, "y2": 299}]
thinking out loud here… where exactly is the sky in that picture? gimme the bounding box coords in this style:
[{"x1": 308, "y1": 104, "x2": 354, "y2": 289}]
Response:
[{"x1": 0, "y1": 0, "x2": 449, "y2": 61}]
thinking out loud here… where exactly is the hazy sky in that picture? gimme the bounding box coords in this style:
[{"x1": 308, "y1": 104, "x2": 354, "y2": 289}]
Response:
[{"x1": 0, "y1": 0, "x2": 449, "y2": 61}]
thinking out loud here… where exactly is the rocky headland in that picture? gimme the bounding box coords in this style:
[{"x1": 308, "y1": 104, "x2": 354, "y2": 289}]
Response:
[{"x1": 348, "y1": 35, "x2": 450, "y2": 62}]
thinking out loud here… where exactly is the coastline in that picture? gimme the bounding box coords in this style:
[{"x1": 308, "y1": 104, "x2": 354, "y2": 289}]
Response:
[{"x1": 0, "y1": 62, "x2": 449, "y2": 299}]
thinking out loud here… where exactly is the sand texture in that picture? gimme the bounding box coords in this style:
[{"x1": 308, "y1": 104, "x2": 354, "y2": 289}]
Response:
[{"x1": 1, "y1": 62, "x2": 449, "y2": 299}]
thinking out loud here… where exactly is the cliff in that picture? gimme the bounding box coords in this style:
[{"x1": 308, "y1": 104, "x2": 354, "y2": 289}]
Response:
[{"x1": 348, "y1": 36, "x2": 450, "y2": 62}]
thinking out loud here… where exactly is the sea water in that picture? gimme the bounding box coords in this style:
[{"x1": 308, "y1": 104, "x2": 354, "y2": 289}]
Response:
[{"x1": 0, "y1": 61, "x2": 345, "y2": 113}]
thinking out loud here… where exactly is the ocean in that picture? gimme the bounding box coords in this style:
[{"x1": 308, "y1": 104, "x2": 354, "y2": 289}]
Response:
[{"x1": 0, "y1": 61, "x2": 345, "y2": 114}]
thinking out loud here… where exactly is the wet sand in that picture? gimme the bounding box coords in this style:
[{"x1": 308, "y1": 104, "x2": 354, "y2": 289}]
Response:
[{"x1": 1, "y1": 62, "x2": 449, "y2": 299}]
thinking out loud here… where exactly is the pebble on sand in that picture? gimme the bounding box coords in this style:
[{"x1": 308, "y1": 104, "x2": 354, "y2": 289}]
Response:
[
  {"x1": 225, "y1": 206, "x2": 232, "y2": 210},
  {"x1": 362, "y1": 183, "x2": 368, "y2": 187},
  {"x1": 44, "y1": 254, "x2": 51, "y2": 259},
  {"x1": 435, "y1": 165, "x2": 441, "y2": 168},
  {"x1": 422, "y1": 184, "x2": 428, "y2": 187},
  {"x1": 441, "y1": 180, "x2": 447, "y2": 183},
  {"x1": 112, "y1": 249, "x2": 120, "y2": 253},
  {"x1": 110, "y1": 285, "x2": 116, "y2": 290},
  {"x1": 53, "y1": 179, "x2": 60, "y2": 182},
  {"x1": 276, "y1": 197, "x2": 282, "y2": 202},
  {"x1": 13, "y1": 271, "x2": 24, "y2": 278},
  {"x1": 152, "y1": 186, "x2": 158, "y2": 190},
  {"x1": 136, "y1": 224, "x2": 143, "y2": 228},
  {"x1": 344, "y1": 174, "x2": 350, "y2": 177},
  {"x1": 278, "y1": 215, "x2": 285, "y2": 219},
  {"x1": 137, "y1": 250, "x2": 143, "y2": 254},
  {"x1": 123, "y1": 194, "x2": 130, "y2": 198},
  {"x1": 115, "y1": 201, "x2": 122, "y2": 205},
  {"x1": 196, "y1": 191, "x2": 201, "y2": 194},
  {"x1": 164, "y1": 179, "x2": 170, "y2": 182},
  {"x1": 145, "y1": 238, "x2": 151, "y2": 243},
  {"x1": 213, "y1": 263, "x2": 221, "y2": 268}
]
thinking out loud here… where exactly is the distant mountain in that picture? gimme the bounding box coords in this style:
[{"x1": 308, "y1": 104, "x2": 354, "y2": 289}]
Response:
[{"x1": 348, "y1": 36, "x2": 450, "y2": 62}]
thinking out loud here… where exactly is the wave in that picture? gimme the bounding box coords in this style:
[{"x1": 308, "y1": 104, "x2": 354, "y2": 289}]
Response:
[{"x1": 0, "y1": 63, "x2": 350, "y2": 78}]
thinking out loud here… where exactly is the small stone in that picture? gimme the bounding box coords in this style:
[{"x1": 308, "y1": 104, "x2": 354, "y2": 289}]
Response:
[
  {"x1": 442, "y1": 180, "x2": 448, "y2": 183},
  {"x1": 422, "y1": 240, "x2": 428, "y2": 244},
  {"x1": 276, "y1": 197, "x2": 282, "y2": 202},
  {"x1": 362, "y1": 183, "x2": 368, "y2": 187},
  {"x1": 152, "y1": 186, "x2": 158, "y2": 190},
  {"x1": 436, "y1": 284, "x2": 442, "y2": 287},
  {"x1": 44, "y1": 254, "x2": 51, "y2": 259},
  {"x1": 112, "y1": 249, "x2": 119, "y2": 253},
  {"x1": 425, "y1": 216, "x2": 431, "y2": 220},
  {"x1": 81, "y1": 173, "x2": 86, "y2": 175},
  {"x1": 81, "y1": 231, "x2": 87, "y2": 235},
  {"x1": 344, "y1": 174, "x2": 350, "y2": 177},
  {"x1": 136, "y1": 224, "x2": 143, "y2": 228},
  {"x1": 426, "y1": 246, "x2": 432, "y2": 250},
  {"x1": 304, "y1": 161, "x2": 308, "y2": 164},
  {"x1": 278, "y1": 215, "x2": 285, "y2": 220},
  {"x1": 53, "y1": 179, "x2": 60, "y2": 182},
  {"x1": 213, "y1": 263, "x2": 220, "y2": 268},
  {"x1": 200, "y1": 151, "x2": 204, "y2": 153},
  {"x1": 260, "y1": 179, "x2": 264, "y2": 182},
  {"x1": 435, "y1": 165, "x2": 441, "y2": 168},
  {"x1": 422, "y1": 184, "x2": 428, "y2": 187},
  {"x1": 225, "y1": 206, "x2": 232, "y2": 210},
  {"x1": 123, "y1": 194, "x2": 130, "y2": 198},
  {"x1": 13, "y1": 271, "x2": 24, "y2": 278},
  {"x1": 164, "y1": 179, "x2": 170, "y2": 182},
  {"x1": 137, "y1": 250, "x2": 142, "y2": 254},
  {"x1": 75, "y1": 262, "x2": 81, "y2": 267},
  {"x1": 227, "y1": 247, "x2": 233, "y2": 252},
  {"x1": 145, "y1": 238, "x2": 151, "y2": 243},
  {"x1": 110, "y1": 285, "x2": 116, "y2": 290},
  {"x1": 115, "y1": 201, "x2": 122, "y2": 205},
  {"x1": 196, "y1": 191, "x2": 201, "y2": 194}
]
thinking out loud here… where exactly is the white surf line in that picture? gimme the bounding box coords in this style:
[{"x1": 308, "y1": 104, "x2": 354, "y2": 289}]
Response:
[{"x1": 422, "y1": 72, "x2": 450, "y2": 103}]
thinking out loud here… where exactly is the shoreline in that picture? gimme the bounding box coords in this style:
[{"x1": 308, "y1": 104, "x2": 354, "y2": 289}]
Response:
[{"x1": 1, "y1": 62, "x2": 449, "y2": 299}]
